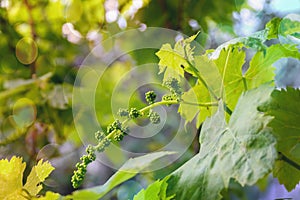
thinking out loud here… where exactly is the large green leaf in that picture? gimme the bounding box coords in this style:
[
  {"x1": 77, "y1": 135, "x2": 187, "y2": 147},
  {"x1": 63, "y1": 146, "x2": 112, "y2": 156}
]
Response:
[
  {"x1": 178, "y1": 44, "x2": 297, "y2": 127},
  {"x1": 213, "y1": 44, "x2": 300, "y2": 111},
  {"x1": 259, "y1": 88, "x2": 300, "y2": 191},
  {"x1": 166, "y1": 85, "x2": 276, "y2": 200},
  {"x1": 67, "y1": 151, "x2": 175, "y2": 199}
]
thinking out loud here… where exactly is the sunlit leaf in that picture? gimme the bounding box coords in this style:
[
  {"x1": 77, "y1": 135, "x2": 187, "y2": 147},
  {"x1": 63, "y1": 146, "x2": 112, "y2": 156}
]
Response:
[
  {"x1": 23, "y1": 159, "x2": 55, "y2": 196},
  {"x1": 166, "y1": 85, "x2": 276, "y2": 200},
  {"x1": 0, "y1": 156, "x2": 55, "y2": 199},
  {"x1": 0, "y1": 156, "x2": 26, "y2": 199}
]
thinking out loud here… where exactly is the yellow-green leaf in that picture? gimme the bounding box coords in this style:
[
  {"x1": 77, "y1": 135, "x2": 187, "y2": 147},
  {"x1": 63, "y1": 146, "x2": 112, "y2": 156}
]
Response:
[
  {"x1": 33, "y1": 191, "x2": 60, "y2": 200},
  {"x1": 0, "y1": 156, "x2": 25, "y2": 199},
  {"x1": 23, "y1": 159, "x2": 55, "y2": 196},
  {"x1": 0, "y1": 156, "x2": 55, "y2": 199}
]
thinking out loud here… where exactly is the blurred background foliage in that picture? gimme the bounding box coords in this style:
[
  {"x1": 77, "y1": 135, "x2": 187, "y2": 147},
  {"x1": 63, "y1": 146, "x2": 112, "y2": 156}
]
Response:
[{"x1": 0, "y1": 0, "x2": 300, "y2": 199}]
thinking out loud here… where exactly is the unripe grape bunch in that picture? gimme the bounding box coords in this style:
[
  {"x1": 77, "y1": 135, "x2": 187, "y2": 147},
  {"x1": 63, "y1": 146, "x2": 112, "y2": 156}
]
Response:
[{"x1": 71, "y1": 78, "x2": 183, "y2": 188}]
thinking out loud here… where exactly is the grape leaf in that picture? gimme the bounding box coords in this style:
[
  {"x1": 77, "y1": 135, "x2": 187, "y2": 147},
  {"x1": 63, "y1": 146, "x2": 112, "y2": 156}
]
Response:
[
  {"x1": 178, "y1": 53, "x2": 223, "y2": 126},
  {"x1": 210, "y1": 44, "x2": 299, "y2": 114},
  {"x1": 266, "y1": 17, "x2": 282, "y2": 39},
  {"x1": 259, "y1": 88, "x2": 300, "y2": 191},
  {"x1": 213, "y1": 47, "x2": 246, "y2": 110},
  {"x1": 209, "y1": 30, "x2": 268, "y2": 59},
  {"x1": 33, "y1": 192, "x2": 60, "y2": 200},
  {"x1": 209, "y1": 14, "x2": 300, "y2": 59},
  {"x1": 273, "y1": 160, "x2": 300, "y2": 192},
  {"x1": 133, "y1": 177, "x2": 175, "y2": 200},
  {"x1": 155, "y1": 34, "x2": 198, "y2": 81},
  {"x1": 213, "y1": 44, "x2": 300, "y2": 111},
  {"x1": 166, "y1": 85, "x2": 276, "y2": 200},
  {"x1": 0, "y1": 156, "x2": 55, "y2": 199},
  {"x1": 178, "y1": 82, "x2": 216, "y2": 126},
  {"x1": 23, "y1": 159, "x2": 55, "y2": 196},
  {"x1": 69, "y1": 151, "x2": 175, "y2": 199},
  {"x1": 155, "y1": 44, "x2": 186, "y2": 80},
  {"x1": 246, "y1": 44, "x2": 300, "y2": 89},
  {"x1": 279, "y1": 15, "x2": 300, "y2": 37},
  {"x1": 0, "y1": 156, "x2": 26, "y2": 199}
]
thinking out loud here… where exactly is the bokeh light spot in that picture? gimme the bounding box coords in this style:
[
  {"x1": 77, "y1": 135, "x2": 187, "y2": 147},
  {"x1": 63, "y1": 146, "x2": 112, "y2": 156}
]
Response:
[
  {"x1": 15, "y1": 37, "x2": 38, "y2": 65},
  {"x1": 13, "y1": 98, "x2": 36, "y2": 128}
]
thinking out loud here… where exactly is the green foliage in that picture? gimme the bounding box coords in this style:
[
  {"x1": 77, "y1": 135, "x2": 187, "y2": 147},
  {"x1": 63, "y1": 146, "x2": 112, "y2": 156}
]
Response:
[
  {"x1": 69, "y1": 14, "x2": 300, "y2": 198},
  {"x1": 165, "y1": 85, "x2": 276, "y2": 200},
  {"x1": 156, "y1": 34, "x2": 198, "y2": 81},
  {"x1": 159, "y1": 18, "x2": 300, "y2": 129},
  {"x1": 1, "y1": 0, "x2": 300, "y2": 198},
  {"x1": 129, "y1": 15, "x2": 300, "y2": 200},
  {"x1": 133, "y1": 177, "x2": 175, "y2": 200},
  {"x1": 138, "y1": 0, "x2": 246, "y2": 34},
  {"x1": 0, "y1": 156, "x2": 57, "y2": 199},
  {"x1": 259, "y1": 88, "x2": 300, "y2": 191}
]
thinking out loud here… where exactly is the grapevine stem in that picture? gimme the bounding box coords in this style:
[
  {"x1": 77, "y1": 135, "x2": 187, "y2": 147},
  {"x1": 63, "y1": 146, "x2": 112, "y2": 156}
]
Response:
[
  {"x1": 279, "y1": 152, "x2": 300, "y2": 171},
  {"x1": 181, "y1": 101, "x2": 218, "y2": 107},
  {"x1": 94, "y1": 98, "x2": 223, "y2": 150},
  {"x1": 140, "y1": 100, "x2": 178, "y2": 113},
  {"x1": 23, "y1": 0, "x2": 37, "y2": 77},
  {"x1": 220, "y1": 50, "x2": 230, "y2": 98},
  {"x1": 242, "y1": 76, "x2": 248, "y2": 91}
]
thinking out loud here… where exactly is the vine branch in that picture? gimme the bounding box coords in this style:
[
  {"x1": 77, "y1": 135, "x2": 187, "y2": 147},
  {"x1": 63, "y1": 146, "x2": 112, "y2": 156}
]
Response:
[
  {"x1": 279, "y1": 152, "x2": 300, "y2": 171},
  {"x1": 23, "y1": 0, "x2": 37, "y2": 77}
]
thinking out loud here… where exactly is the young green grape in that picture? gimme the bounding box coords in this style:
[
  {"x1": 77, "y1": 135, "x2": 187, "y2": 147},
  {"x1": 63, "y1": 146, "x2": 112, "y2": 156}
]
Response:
[
  {"x1": 72, "y1": 81, "x2": 182, "y2": 189},
  {"x1": 148, "y1": 110, "x2": 160, "y2": 124},
  {"x1": 129, "y1": 108, "x2": 142, "y2": 119},
  {"x1": 145, "y1": 90, "x2": 157, "y2": 104}
]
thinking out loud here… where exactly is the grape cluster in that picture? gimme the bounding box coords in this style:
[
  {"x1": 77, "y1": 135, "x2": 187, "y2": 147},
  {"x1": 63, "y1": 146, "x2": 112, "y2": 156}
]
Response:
[
  {"x1": 95, "y1": 137, "x2": 111, "y2": 152},
  {"x1": 129, "y1": 108, "x2": 142, "y2": 119},
  {"x1": 148, "y1": 109, "x2": 160, "y2": 124},
  {"x1": 161, "y1": 78, "x2": 182, "y2": 104},
  {"x1": 72, "y1": 120, "x2": 129, "y2": 188},
  {"x1": 117, "y1": 108, "x2": 129, "y2": 117},
  {"x1": 145, "y1": 90, "x2": 156, "y2": 104},
  {"x1": 71, "y1": 145, "x2": 96, "y2": 188},
  {"x1": 108, "y1": 120, "x2": 129, "y2": 141},
  {"x1": 163, "y1": 77, "x2": 182, "y2": 98},
  {"x1": 107, "y1": 120, "x2": 122, "y2": 134},
  {"x1": 72, "y1": 87, "x2": 180, "y2": 188},
  {"x1": 95, "y1": 130, "x2": 105, "y2": 141}
]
